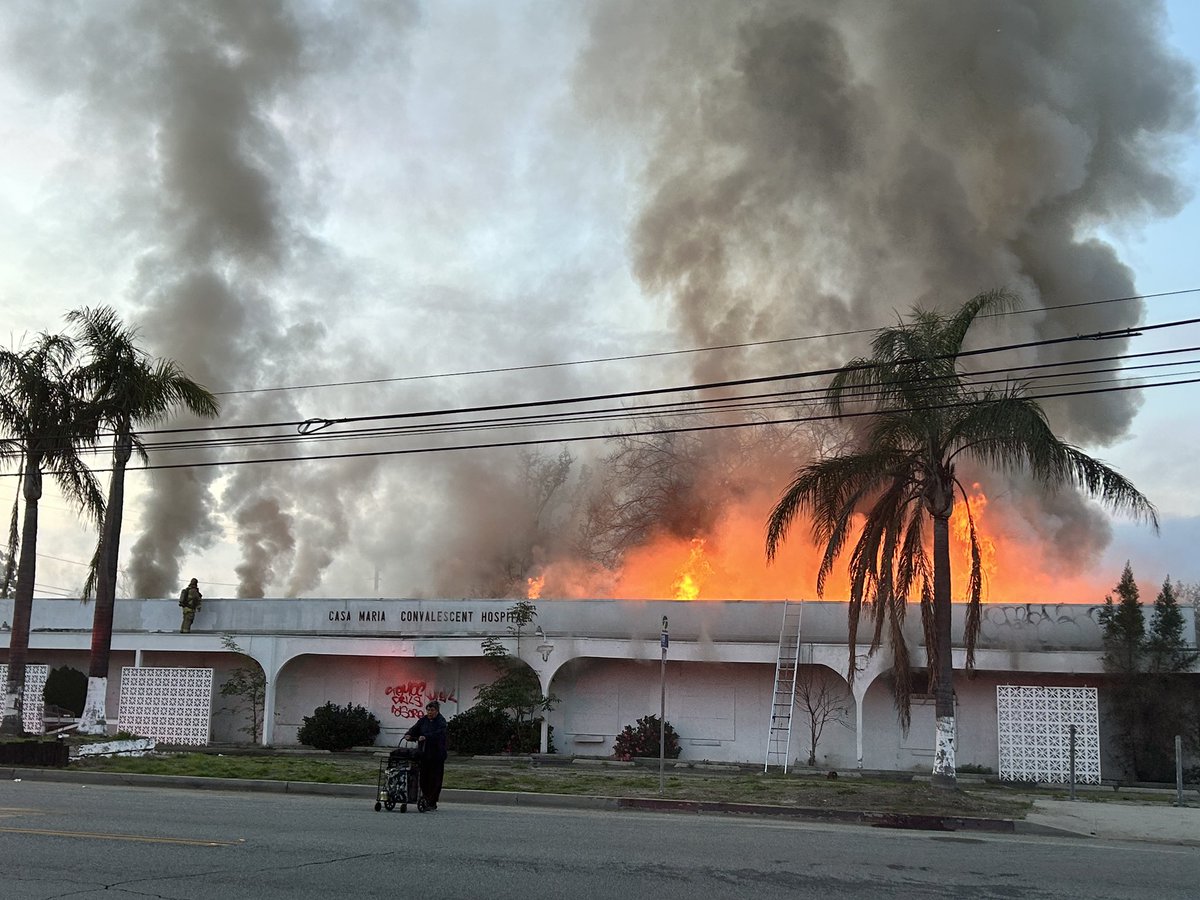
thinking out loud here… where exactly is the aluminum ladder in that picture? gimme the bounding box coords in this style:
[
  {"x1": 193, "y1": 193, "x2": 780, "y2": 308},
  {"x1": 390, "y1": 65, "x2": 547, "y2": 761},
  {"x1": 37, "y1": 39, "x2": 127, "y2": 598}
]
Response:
[{"x1": 763, "y1": 599, "x2": 804, "y2": 773}]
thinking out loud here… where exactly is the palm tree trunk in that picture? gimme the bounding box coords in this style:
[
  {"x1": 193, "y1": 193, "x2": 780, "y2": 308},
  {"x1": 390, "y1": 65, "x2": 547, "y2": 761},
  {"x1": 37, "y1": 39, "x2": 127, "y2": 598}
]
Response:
[
  {"x1": 931, "y1": 512, "x2": 957, "y2": 788},
  {"x1": 80, "y1": 434, "x2": 130, "y2": 734},
  {"x1": 1, "y1": 461, "x2": 41, "y2": 737}
]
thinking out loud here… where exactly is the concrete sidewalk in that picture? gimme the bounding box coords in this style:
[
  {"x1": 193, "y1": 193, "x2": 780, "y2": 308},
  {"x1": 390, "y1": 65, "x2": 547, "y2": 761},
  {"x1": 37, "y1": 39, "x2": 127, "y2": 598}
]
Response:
[
  {"x1": 1023, "y1": 797, "x2": 1200, "y2": 846},
  {"x1": 5, "y1": 765, "x2": 1198, "y2": 846}
]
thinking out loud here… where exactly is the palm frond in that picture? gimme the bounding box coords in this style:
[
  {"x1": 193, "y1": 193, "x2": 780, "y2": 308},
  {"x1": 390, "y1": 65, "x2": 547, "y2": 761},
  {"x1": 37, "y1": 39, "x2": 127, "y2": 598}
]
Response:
[
  {"x1": 2, "y1": 478, "x2": 19, "y2": 596},
  {"x1": 940, "y1": 288, "x2": 1019, "y2": 355},
  {"x1": 82, "y1": 541, "x2": 101, "y2": 603},
  {"x1": 954, "y1": 480, "x2": 984, "y2": 669},
  {"x1": 951, "y1": 394, "x2": 1158, "y2": 529}
]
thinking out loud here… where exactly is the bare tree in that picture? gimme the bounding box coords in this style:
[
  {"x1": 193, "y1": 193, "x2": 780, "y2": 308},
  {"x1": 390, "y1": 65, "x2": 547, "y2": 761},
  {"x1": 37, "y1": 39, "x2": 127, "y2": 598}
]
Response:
[
  {"x1": 477, "y1": 447, "x2": 575, "y2": 598},
  {"x1": 218, "y1": 635, "x2": 267, "y2": 745},
  {"x1": 575, "y1": 414, "x2": 834, "y2": 569},
  {"x1": 794, "y1": 661, "x2": 852, "y2": 767}
]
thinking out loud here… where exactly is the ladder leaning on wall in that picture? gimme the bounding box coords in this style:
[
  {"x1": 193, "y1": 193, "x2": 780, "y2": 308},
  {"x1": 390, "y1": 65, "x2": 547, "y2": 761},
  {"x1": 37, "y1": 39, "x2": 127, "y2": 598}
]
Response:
[{"x1": 763, "y1": 599, "x2": 804, "y2": 773}]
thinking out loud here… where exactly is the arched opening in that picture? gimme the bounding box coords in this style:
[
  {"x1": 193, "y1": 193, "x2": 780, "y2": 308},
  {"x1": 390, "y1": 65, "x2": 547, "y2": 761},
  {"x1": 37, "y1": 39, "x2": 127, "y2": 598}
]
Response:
[{"x1": 544, "y1": 655, "x2": 776, "y2": 762}]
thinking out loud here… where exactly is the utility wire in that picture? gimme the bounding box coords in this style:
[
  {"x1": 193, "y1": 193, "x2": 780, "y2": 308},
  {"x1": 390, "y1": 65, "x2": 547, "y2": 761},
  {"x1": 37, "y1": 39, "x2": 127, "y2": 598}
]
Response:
[
  {"x1": 6, "y1": 339, "x2": 1200, "y2": 466},
  {"x1": 9, "y1": 304, "x2": 1191, "y2": 453},
  {"x1": 83, "y1": 352, "x2": 1200, "y2": 457},
  {"x1": 33, "y1": 582, "x2": 78, "y2": 597},
  {"x1": 209, "y1": 287, "x2": 1200, "y2": 397},
  {"x1": 128, "y1": 313, "x2": 1200, "y2": 439},
  {"x1": 5, "y1": 316, "x2": 1199, "y2": 476},
  {"x1": 36, "y1": 552, "x2": 91, "y2": 568},
  {"x1": 66, "y1": 374, "x2": 1200, "y2": 474}
]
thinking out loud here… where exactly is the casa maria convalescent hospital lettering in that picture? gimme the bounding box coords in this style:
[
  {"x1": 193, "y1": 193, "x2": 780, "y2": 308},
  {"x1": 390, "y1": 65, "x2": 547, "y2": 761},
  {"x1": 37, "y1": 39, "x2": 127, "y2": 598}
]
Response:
[{"x1": 326, "y1": 606, "x2": 521, "y2": 625}]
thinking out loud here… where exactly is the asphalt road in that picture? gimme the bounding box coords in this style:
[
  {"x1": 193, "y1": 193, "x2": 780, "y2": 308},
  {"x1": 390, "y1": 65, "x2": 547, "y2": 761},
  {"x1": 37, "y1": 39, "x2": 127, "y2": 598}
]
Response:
[{"x1": 1, "y1": 781, "x2": 1196, "y2": 899}]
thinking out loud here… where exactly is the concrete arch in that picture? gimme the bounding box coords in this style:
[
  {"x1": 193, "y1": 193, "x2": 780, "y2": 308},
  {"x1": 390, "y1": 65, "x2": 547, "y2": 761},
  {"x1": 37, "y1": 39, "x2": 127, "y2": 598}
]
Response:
[
  {"x1": 849, "y1": 653, "x2": 889, "y2": 768},
  {"x1": 794, "y1": 642, "x2": 889, "y2": 768},
  {"x1": 265, "y1": 650, "x2": 473, "y2": 747},
  {"x1": 858, "y1": 675, "x2": 934, "y2": 771},
  {"x1": 789, "y1": 661, "x2": 856, "y2": 768},
  {"x1": 541, "y1": 654, "x2": 775, "y2": 761}
]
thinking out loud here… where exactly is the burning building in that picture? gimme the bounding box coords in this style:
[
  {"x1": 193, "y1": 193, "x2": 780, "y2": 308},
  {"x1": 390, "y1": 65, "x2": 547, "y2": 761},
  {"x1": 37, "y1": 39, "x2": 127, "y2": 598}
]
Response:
[{"x1": 3, "y1": 594, "x2": 1195, "y2": 781}]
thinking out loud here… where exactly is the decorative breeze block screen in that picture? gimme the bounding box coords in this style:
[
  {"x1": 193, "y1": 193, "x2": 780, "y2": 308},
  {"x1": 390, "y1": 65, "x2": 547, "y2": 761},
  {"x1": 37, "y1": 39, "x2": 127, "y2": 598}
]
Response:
[
  {"x1": 997, "y1": 685, "x2": 1100, "y2": 784},
  {"x1": 118, "y1": 667, "x2": 213, "y2": 745},
  {"x1": 0, "y1": 664, "x2": 49, "y2": 734}
]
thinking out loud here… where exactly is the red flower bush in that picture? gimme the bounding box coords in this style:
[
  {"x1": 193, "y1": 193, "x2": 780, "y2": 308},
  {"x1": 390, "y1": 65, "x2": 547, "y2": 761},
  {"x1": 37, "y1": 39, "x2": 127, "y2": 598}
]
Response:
[{"x1": 613, "y1": 714, "x2": 681, "y2": 761}]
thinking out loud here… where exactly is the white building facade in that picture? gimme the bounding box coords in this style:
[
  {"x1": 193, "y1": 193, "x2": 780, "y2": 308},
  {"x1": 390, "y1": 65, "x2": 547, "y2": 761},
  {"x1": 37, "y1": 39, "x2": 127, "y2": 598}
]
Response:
[{"x1": 2, "y1": 597, "x2": 1195, "y2": 776}]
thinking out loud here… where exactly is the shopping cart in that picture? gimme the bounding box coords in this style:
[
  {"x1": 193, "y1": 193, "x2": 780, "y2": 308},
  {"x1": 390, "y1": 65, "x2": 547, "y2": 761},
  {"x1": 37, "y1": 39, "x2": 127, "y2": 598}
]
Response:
[{"x1": 374, "y1": 741, "x2": 424, "y2": 813}]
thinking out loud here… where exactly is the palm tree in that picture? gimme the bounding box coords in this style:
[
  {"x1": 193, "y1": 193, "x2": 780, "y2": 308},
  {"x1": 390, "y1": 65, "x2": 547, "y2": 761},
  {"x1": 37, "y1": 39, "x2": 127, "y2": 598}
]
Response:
[
  {"x1": 67, "y1": 306, "x2": 220, "y2": 734},
  {"x1": 0, "y1": 332, "x2": 104, "y2": 736},
  {"x1": 765, "y1": 290, "x2": 1157, "y2": 787}
]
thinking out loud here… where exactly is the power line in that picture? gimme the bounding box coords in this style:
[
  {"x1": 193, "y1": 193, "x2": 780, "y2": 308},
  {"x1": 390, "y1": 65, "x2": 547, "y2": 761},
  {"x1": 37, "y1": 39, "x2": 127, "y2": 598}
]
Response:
[
  {"x1": 208, "y1": 286, "x2": 1200, "y2": 397},
  {"x1": 74, "y1": 374, "x2": 1200, "y2": 474},
  {"x1": 5, "y1": 314, "x2": 1199, "y2": 477},
  {"x1": 7, "y1": 338, "x2": 1200, "y2": 470},
  {"x1": 36, "y1": 552, "x2": 91, "y2": 568},
  {"x1": 33, "y1": 582, "x2": 78, "y2": 597},
  {"x1": 7, "y1": 295, "x2": 1193, "y2": 456},
  {"x1": 131, "y1": 313, "x2": 1200, "y2": 440},
  {"x1": 83, "y1": 351, "x2": 1200, "y2": 460}
]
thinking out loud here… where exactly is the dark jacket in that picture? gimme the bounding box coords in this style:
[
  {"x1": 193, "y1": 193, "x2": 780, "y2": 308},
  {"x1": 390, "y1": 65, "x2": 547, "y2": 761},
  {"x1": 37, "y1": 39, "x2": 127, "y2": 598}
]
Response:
[{"x1": 403, "y1": 713, "x2": 448, "y2": 761}]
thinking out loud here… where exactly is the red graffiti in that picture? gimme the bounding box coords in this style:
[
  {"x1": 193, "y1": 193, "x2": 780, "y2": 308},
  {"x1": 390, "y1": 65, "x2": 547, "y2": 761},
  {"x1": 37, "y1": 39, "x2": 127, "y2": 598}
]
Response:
[
  {"x1": 384, "y1": 682, "x2": 457, "y2": 718},
  {"x1": 385, "y1": 681, "x2": 427, "y2": 718}
]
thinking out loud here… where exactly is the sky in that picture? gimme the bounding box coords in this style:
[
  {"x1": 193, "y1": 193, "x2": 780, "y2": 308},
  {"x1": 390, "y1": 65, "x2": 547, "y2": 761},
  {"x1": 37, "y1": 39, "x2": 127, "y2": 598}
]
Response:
[{"x1": 0, "y1": 0, "x2": 1198, "y2": 605}]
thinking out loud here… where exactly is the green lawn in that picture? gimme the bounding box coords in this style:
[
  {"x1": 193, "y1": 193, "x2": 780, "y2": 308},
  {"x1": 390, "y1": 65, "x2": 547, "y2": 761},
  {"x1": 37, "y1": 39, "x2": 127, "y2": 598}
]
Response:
[{"x1": 69, "y1": 751, "x2": 1035, "y2": 818}]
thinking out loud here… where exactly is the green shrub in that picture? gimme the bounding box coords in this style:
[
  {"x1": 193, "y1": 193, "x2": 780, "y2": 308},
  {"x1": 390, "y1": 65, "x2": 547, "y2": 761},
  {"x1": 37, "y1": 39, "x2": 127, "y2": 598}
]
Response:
[
  {"x1": 43, "y1": 666, "x2": 87, "y2": 716},
  {"x1": 508, "y1": 719, "x2": 555, "y2": 755},
  {"x1": 297, "y1": 702, "x2": 381, "y2": 751},
  {"x1": 613, "y1": 714, "x2": 680, "y2": 761},
  {"x1": 447, "y1": 706, "x2": 511, "y2": 755},
  {"x1": 447, "y1": 706, "x2": 556, "y2": 755},
  {"x1": 957, "y1": 763, "x2": 994, "y2": 775}
]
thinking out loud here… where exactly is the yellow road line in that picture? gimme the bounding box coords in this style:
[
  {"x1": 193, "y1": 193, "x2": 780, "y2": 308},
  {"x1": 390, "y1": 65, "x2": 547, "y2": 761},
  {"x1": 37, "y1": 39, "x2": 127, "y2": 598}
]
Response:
[{"x1": 0, "y1": 826, "x2": 239, "y2": 846}]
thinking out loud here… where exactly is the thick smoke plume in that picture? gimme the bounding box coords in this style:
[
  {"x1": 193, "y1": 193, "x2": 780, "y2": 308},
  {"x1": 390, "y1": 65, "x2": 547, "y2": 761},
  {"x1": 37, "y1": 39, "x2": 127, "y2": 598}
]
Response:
[
  {"x1": 578, "y1": 1, "x2": 1193, "y2": 442},
  {"x1": 2, "y1": 1, "x2": 415, "y2": 597},
  {"x1": 564, "y1": 0, "x2": 1195, "y2": 578},
  {"x1": 1, "y1": 2, "x2": 1193, "y2": 600}
]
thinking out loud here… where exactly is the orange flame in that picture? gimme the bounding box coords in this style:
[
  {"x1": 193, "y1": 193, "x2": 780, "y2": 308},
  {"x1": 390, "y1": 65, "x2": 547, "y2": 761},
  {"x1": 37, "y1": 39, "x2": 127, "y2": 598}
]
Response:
[
  {"x1": 671, "y1": 538, "x2": 714, "y2": 600},
  {"x1": 535, "y1": 495, "x2": 856, "y2": 601},
  {"x1": 526, "y1": 574, "x2": 545, "y2": 600},
  {"x1": 530, "y1": 485, "x2": 1113, "y2": 604},
  {"x1": 950, "y1": 482, "x2": 998, "y2": 595}
]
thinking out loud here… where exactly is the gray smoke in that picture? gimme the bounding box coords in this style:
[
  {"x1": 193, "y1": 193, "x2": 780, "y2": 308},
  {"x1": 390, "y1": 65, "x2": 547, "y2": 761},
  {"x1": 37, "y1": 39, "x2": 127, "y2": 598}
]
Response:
[
  {"x1": 1, "y1": 1, "x2": 416, "y2": 597},
  {"x1": 233, "y1": 495, "x2": 295, "y2": 599},
  {"x1": 566, "y1": 0, "x2": 1195, "y2": 565},
  {"x1": 1, "y1": 1, "x2": 1193, "y2": 600},
  {"x1": 576, "y1": 0, "x2": 1195, "y2": 443}
]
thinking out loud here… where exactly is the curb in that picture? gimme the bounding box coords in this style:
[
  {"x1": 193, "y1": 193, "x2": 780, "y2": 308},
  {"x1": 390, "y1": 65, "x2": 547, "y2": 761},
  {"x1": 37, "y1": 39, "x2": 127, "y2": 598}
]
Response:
[
  {"x1": 2, "y1": 766, "x2": 1048, "y2": 835},
  {"x1": 613, "y1": 796, "x2": 1033, "y2": 834},
  {"x1": 3, "y1": 767, "x2": 351, "y2": 796}
]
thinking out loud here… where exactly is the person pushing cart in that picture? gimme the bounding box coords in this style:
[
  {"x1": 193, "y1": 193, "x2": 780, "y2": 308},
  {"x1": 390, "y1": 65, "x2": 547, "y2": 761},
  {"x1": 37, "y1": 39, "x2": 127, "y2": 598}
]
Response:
[{"x1": 403, "y1": 700, "x2": 448, "y2": 811}]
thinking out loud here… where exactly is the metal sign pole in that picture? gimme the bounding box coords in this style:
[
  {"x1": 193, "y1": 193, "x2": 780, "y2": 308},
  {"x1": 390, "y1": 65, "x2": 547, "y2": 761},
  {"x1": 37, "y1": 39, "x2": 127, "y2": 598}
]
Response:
[
  {"x1": 659, "y1": 615, "x2": 668, "y2": 796},
  {"x1": 1068, "y1": 724, "x2": 1077, "y2": 801},
  {"x1": 1176, "y1": 735, "x2": 1184, "y2": 808}
]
